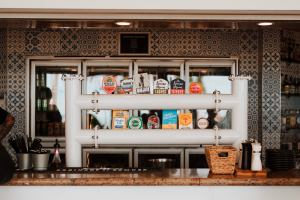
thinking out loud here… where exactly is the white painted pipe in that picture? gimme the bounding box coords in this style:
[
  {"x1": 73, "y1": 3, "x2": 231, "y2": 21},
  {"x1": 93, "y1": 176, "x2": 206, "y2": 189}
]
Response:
[
  {"x1": 75, "y1": 129, "x2": 239, "y2": 145},
  {"x1": 74, "y1": 94, "x2": 240, "y2": 110},
  {"x1": 65, "y1": 77, "x2": 82, "y2": 167}
]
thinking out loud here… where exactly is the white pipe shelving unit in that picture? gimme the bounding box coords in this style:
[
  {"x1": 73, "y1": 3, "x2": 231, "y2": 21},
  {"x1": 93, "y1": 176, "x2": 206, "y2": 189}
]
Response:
[{"x1": 62, "y1": 73, "x2": 251, "y2": 167}]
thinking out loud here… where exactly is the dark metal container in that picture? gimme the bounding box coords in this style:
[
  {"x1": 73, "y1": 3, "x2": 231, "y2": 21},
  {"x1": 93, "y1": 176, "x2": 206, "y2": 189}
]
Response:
[{"x1": 148, "y1": 158, "x2": 175, "y2": 169}]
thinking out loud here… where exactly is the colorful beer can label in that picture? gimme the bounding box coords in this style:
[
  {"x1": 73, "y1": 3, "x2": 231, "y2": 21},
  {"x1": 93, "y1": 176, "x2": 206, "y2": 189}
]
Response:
[
  {"x1": 120, "y1": 78, "x2": 134, "y2": 94},
  {"x1": 189, "y1": 82, "x2": 203, "y2": 94},
  {"x1": 128, "y1": 116, "x2": 143, "y2": 129},
  {"x1": 42, "y1": 99, "x2": 47, "y2": 110},
  {"x1": 37, "y1": 99, "x2": 42, "y2": 110},
  {"x1": 102, "y1": 75, "x2": 117, "y2": 94},
  {"x1": 197, "y1": 118, "x2": 209, "y2": 129},
  {"x1": 162, "y1": 110, "x2": 177, "y2": 129},
  {"x1": 48, "y1": 123, "x2": 54, "y2": 136},
  {"x1": 153, "y1": 79, "x2": 168, "y2": 94},
  {"x1": 147, "y1": 115, "x2": 160, "y2": 129},
  {"x1": 171, "y1": 79, "x2": 185, "y2": 94}
]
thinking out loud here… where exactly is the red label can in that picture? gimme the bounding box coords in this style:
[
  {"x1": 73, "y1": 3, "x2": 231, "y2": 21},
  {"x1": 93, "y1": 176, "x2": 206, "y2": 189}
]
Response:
[
  {"x1": 54, "y1": 123, "x2": 60, "y2": 136},
  {"x1": 48, "y1": 123, "x2": 54, "y2": 136}
]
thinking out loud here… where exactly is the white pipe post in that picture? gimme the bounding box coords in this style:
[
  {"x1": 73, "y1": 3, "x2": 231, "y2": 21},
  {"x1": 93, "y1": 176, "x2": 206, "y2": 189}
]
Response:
[
  {"x1": 180, "y1": 63, "x2": 184, "y2": 113},
  {"x1": 64, "y1": 75, "x2": 82, "y2": 167},
  {"x1": 133, "y1": 62, "x2": 138, "y2": 116}
]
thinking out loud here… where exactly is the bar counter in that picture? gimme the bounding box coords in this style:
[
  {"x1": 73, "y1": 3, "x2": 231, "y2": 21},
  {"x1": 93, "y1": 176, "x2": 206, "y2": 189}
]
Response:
[{"x1": 4, "y1": 168, "x2": 300, "y2": 186}]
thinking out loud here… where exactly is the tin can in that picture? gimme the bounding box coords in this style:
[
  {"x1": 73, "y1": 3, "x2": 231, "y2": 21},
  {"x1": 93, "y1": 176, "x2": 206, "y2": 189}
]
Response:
[
  {"x1": 48, "y1": 123, "x2": 54, "y2": 136},
  {"x1": 54, "y1": 123, "x2": 60, "y2": 136},
  {"x1": 40, "y1": 72, "x2": 46, "y2": 87},
  {"x1": 37, "y1": 98, "x2": 42, "y2": 110},
  {"x1": 42, "y1": 99, "x2": 47, "y2": 111},
  {"x1": 291, "y1": 116, "x2": 296, "y2": 126},
  {"x1": 60, "y1": 123, "x2": 65, "y2": 136},
  {"x1": 36, "y1": 120, "x2": 42, "y2": 135},
  {"x1": 36, "y1": 73, "x2": 39, "y2": 87},
  {"x1": 41, "y1": 120, "x2": 49, "y2": 136}
]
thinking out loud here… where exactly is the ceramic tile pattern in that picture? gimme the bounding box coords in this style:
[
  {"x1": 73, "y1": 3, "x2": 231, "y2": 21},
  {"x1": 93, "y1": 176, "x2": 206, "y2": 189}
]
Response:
[{"x1": 0, "y1": 28, "x2": 282, "y2": 165}]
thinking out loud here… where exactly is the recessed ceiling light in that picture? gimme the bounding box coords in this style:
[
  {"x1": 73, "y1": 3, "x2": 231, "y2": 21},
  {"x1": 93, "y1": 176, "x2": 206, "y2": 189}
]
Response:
[
  {"x1": 115, "y1": 22, "x2": 131, "y2": 26},
  {"x1": 257, "y1": 22, "x2": 274, "y2": 26}
]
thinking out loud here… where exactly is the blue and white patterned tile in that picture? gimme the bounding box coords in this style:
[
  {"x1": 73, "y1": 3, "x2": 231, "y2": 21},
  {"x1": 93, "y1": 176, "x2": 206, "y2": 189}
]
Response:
[
  {"x1": 37, "y1": 28, "x2": 61, "y2": 55},
  {"x1": 7, "y1": 29, "x2": 25, "y2": 53},
  {"x1": 25, "y1": 29, "x2": 41, "y2": 55},
  {"x1": 80, "y1": 29, "x2": 100, "y2": 56},
  {"x1": 60, "y1": 28, "x2": 81, "y2": 55},
  {"x1": 220, "y1": 29, "x2": 239, "y2": 56},
  {"x1": 262, "y1": 92, "x2": 280, "y2": 113},
  {"x1": 7, "y1": 90, "x2": 25, "y2": 113},
  {"x1": 96, "y1": 29, "x2": 118, "y2": 56},
  {"x1": 262, "y1": 71, "x2": 281, "y2": 93}
]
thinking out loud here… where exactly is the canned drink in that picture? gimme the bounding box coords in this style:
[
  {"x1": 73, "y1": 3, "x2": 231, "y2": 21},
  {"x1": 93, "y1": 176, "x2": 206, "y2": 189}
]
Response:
[
  {"x1": 60, "y1": 123, "x2": 65, "y2": 136},
  {"x1": 36, "y1": 120, "x2": 42, "y2": 135},
  {"x1": 41, "y1": 120, "x2": 49, "y2": 136},
  {"x1": 36, "y1": 74, "x2": 39, "y2": 87},
  {"x1": 40, "y1": 72, "x2": 46, "y2": 87},
  {"x1": 284, "y1": 85, "x2": 290, "y2": 93},
  {"x1": 42, "y1": 99, "x2": 47, "y2": 111},
  {"x1": 37, "y1": 98, "x2": 42, "y2": 110},
  {"x1": 54, "y1": 123, "x2": 60, "y2": 136},
  {"x1": 48, "y1": 123, "x2": 54, "y2": 136}
]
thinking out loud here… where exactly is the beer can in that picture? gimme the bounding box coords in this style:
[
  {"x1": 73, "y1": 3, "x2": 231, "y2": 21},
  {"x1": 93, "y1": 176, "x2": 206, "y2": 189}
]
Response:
[
  {"x1": 36, "y1": 120, "x2": 42, "y2": 136},
  {"x1": 60, "y1": 123, "x2": 65, "y2": 136},
  {"x1": 40, "y1": 72, "x2": 46, "y2": 87},
  {"x1": 54, "y1": 123, "x2": 60, "y2": 136},
  {"x1": 41, "y1": 120, "x2": 49, "y2": 136},
  {"x1": 48, "y1": 123, "x2": 54, "y2": 136},
  {"x1": 37, "y1": 98, "x2": 42, "y2": 110},
  {"x1": 36, "y1": 74, "x2": 39, "y2": 87},
  {"x1": 42, "y1": 98, "x2": 47, "y2": 111}
]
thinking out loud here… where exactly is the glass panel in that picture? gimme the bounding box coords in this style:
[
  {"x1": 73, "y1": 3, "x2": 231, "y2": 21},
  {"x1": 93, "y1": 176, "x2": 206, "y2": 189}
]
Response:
[
  {"x1": 85, "y1": 66, "x2": 130, "y2": 129},
  {"x1": 35, "y1": 66, "x2": 77, "y2": 137},
  {"x1": 190, "y1": 109, "x2": 232, "y2": 129},
  {"x1": 138, "y1": 67, "x2": 181, "y2": 94},
  {"x1": 189, "y1": 67, "x2": 232, "y2": 94},
  {"x1": 86, "y1": 153, "x2": 129, "y2": 168},
  {"x1": 189, "y1": 154, "x2": 208, "y2": 168},
  {"x1": 138, "y1": 154, "x2": 180, "y2": 168}
]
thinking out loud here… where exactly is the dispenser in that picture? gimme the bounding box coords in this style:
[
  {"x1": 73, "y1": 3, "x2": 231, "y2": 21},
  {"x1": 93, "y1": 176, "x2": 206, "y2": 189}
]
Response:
[
  {"x1": 51, "y1": 139, "x2": 62, "y2": 168},
  {"x1": 251, "y1": 141, "x2": 262, "y2": 171}
]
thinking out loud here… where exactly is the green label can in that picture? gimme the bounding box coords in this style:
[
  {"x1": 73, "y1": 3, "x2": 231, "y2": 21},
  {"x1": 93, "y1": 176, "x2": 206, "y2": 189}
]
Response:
[
  {"x1": 37, "y1": 98, "x2": 42, "y2": 110},
  {"x1": 128, "y1": 116, "x2": 143, "y2": 129},
  {"x1": 42, "y1": 99, "x2": 47, "y2": 110}
]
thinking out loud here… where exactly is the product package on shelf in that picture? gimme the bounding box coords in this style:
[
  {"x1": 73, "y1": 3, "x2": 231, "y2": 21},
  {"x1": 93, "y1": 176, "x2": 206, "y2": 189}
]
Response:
[
  {"x1": 162, "y1": 110, "x2": 177, "y2": 129},
  {"x1": 112, "y1": 110, "x2": 127, "y2": 129},
  {"x1": 178, "y1": 113, "x2": 193, "y2": 129}
]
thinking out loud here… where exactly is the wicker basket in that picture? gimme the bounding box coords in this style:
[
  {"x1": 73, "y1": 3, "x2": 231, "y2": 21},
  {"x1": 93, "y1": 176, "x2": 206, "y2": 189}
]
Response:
[{"x1": 205, "y1": 146, "x2": 237, "y2": 175}]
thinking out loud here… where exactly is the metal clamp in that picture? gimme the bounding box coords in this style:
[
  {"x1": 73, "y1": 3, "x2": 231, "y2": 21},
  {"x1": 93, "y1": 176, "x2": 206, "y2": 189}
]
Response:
[
  {"x1": 214, "y1": 125, "x2": 221, "y2": 146},
  {"x1": 213, "y1": 89, "x2": 221, "y2": 113},
  {"x1": 93, "y1": 125, "x2": 100, "y2": 148},
  {"x1": 92, "y1": 90, "x2": 100, "y2": 114},
  {"x1": 61, "y1": 74, "x2": 85, "y2": 81},
  {"x1": 228, "y1": 74, "x2": 252, "y2": 81}
]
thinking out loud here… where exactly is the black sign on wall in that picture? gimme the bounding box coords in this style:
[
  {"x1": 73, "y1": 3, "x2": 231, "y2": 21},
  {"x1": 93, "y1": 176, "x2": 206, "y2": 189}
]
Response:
[{"x1": 119, "y1": 32, "x2": 150, "y2": 55}]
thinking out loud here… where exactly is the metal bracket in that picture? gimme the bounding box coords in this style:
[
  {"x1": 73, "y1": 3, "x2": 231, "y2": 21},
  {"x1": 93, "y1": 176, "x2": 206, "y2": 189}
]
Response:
[
  {"x1": 214, "y1": 125, "x2": 221, "y2": 146},
  {"x1": 93, "y1": 125, "x2": 100, "y2": 148},
  {"x1": 228, "y1": 74, "x2": 252, "y2": 81},
  {"x1": 92, "y1": 90, "x2": 100, "y2": 114},
  {"x1": 213, "y1": 89, "x2": 221, "y2": 113},
  {"x1": 61, "y1": 74, "x2": 85, "y2": 81}
]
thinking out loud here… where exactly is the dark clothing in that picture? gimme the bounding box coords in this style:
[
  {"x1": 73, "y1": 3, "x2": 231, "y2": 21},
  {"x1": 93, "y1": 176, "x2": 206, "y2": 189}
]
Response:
[{"x1": 0, "y1": 107, "x2": 8, "y2": 125}]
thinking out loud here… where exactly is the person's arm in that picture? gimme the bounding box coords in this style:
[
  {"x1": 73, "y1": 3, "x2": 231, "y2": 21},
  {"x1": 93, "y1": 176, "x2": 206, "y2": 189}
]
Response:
[{"x1": 0, "y1": 113, "x2": 15, "y2": 142}]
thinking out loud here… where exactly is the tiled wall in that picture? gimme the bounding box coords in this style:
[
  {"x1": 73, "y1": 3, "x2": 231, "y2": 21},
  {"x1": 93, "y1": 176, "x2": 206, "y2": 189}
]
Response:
[
  {"x1": 261, "y1": 30, "x2": 281, "y2": 163},
  {"x1": 0, "y1": 28, "x2": 7, "y2": 95},
  {"x1": 1, "y1": 28, "x2": 281, "y2": 164}
]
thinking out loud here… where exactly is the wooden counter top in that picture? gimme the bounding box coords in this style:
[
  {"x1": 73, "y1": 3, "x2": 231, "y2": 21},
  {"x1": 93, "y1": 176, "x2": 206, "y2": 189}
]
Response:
[{"x1": 4, "y1": 169, "x2": 300, "y2": 186}]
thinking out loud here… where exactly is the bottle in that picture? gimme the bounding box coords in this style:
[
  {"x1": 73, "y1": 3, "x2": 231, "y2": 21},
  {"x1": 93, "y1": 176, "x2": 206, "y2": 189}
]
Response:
[
  {"x1": 290, "y1": 109, "x2": 296, "y2": 126},
  {"x1": 251, "y1": 140, "x2": 262, "y2": 171},
  {"x1": 290, "y1": 77, "x2": 295, "y2": 93},
  {"x1": 242, "y1": 141, "x2": 252, "y2": 170},
  {"x1": 281, "y1": 73, "x2": 285, "y2": 92},
  {"x1": 286, "y1": 109, "x2": 290, "y2": 126},
  {"x1": 51, "y1": 139, "x2": 62, "y2": 168},
  {"x1": 295, "y1": 78, "x2": 299, "y2": 94},
  {"x1": 284, "y1": 75, "x2": 290, "y2": 93},
  {"x1": 238, "y1": 143, "x2": 243, "y2": 169},
  {"x1": 298, "y1": 78, "x2": 300, "y2": 94}
]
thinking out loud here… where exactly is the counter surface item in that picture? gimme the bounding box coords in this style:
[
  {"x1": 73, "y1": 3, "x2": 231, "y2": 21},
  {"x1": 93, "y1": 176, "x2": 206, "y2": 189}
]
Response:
[{"x1": 4, "y1": 168, "x2": 300, "y2": 186}]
